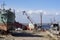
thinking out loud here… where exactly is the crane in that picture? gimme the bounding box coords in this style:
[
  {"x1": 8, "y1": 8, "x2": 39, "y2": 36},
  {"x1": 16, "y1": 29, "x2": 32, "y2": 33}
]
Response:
[
  {"x1": 22, "y1": 11, "x2": 33, "y2": 24},
  {"x1": 22, "y1": 11, "x2": 38, "y2": 30}
]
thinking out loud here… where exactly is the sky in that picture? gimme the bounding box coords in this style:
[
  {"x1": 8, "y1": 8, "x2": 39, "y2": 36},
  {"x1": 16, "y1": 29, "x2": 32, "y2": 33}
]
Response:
[{"x1": 0, "y1": 0, "x2": 60, "y2": 23}]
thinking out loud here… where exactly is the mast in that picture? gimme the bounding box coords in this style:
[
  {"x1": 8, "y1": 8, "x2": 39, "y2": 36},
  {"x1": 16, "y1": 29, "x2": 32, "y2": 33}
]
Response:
[
  {"x1": 1, "y1": 1, "x2": 5, "y2": 10},
  {"x1": 1, "y1": 2, "x2": 6, "y2": 14}
]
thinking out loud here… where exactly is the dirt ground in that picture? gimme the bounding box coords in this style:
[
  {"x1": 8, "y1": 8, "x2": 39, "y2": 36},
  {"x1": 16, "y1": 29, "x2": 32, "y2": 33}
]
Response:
[{"x1": 0, "y1": 30, "x2": 57, "y2": 40}]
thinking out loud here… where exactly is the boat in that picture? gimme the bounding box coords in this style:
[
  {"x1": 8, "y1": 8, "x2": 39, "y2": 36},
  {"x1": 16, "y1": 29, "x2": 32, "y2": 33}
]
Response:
[{"x1": 0, "y1": 3, "x2": 15, "y2": 34}]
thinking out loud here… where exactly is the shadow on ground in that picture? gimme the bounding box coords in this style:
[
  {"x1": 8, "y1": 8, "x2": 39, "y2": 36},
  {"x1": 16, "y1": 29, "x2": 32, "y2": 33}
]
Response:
[
  {"x1": 0, "y1": 37, "x2": 5, "y2": 40},
  {"x1": 11, "y1": 32, "x2": 44, "y2": 37}
]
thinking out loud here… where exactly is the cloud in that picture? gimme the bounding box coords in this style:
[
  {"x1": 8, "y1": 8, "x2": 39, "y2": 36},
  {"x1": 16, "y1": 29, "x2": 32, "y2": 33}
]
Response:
[
  {"x1": 56, "y1": 12, "x2": 59, "y2": 15},
  {"x1": 12, "y1": 9, "x2": 60, "y2": 16},
  {"x1": 43, "y1": 11, "x2": 47, "y2": 15},
  {"x1": 15, "y1": 9, "x2": 60, "y2": 23},
  {"x1": 25, "y1": 10, "x2": 47, "y2": 15},
  {"x1": 27, "y1": 10, "x2": 33, "y2": 14}
]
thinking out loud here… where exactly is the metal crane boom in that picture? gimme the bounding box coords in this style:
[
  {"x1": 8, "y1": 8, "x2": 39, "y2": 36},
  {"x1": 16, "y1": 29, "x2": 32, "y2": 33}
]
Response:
[{"x1": 22, "y1": 11, "x2": 33, "y2": 24}]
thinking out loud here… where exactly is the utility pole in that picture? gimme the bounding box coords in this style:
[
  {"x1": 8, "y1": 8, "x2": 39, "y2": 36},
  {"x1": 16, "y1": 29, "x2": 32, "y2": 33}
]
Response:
[
  {"x1": 40, "y1": 12, "x2": 43, "y2": 28},
  {"x1": 50, "y1": 18, "x2": 53, "y2": 25},
  {"x1": 53, "y1": 16, "x2": 56, "y2": 23}
]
